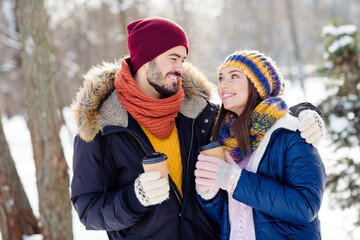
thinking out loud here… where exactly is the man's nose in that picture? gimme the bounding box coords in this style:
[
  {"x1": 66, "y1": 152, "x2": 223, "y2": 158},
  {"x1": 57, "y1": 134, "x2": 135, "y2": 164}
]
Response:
[{"x1": 175, "y1": 62, "x2": 185, "y2": 74}]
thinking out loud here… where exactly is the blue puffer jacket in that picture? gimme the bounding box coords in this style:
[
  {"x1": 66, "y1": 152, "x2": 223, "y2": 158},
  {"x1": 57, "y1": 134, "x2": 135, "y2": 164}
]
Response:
[
  {"x1": 198, "y1": 115, "x2": 327, "y2": 240},
  {"x1": 71, "y1": 59, "x2": 220, "y2": 240}
]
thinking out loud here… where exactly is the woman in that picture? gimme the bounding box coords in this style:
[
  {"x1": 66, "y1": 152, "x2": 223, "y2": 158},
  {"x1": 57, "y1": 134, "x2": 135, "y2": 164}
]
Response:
[{"x1": 194, "y1": 50, "x2": 326, "y2": 240}]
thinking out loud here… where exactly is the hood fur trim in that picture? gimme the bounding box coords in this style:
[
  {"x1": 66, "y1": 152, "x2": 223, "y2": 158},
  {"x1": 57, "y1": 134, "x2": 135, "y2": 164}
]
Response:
[
  {"x1": 181, "y1": 62, "x2": 214, "y2": 100},
  {"x1": 72, "y1": 60, "x2": 214, "y2": 142}
]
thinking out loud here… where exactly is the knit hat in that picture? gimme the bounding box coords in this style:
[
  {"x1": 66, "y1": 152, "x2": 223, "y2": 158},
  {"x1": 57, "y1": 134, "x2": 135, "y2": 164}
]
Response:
[
  {"x1": 127, "y1": 17, "x2": 189, "y2": 73},
  {"x1": 218, "y1": 50, "x2": 285, "y2": 99}
]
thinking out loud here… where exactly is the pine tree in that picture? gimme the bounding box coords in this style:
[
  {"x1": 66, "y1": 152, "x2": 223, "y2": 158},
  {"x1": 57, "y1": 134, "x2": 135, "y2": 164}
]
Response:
[{"x1": 318, "y1": 23, "x2": 360, "y2": 225}]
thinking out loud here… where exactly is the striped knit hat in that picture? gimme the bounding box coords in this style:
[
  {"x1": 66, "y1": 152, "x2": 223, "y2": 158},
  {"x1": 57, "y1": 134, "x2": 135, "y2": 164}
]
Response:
[{"x1": 218, "y1": 50, "x2": 285, "y2": 99}]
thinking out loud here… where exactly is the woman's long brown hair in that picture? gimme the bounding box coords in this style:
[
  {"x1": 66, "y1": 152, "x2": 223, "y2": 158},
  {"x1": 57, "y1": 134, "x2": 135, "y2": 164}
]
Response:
[{"x1": 212, "y1": 78, "x2": 263, "y2": 157}]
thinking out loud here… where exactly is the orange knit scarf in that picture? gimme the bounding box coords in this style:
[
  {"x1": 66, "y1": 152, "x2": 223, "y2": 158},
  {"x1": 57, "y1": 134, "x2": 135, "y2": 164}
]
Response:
[{"x1": 114, "y1": 59, "x2": 185, "y2": 139}]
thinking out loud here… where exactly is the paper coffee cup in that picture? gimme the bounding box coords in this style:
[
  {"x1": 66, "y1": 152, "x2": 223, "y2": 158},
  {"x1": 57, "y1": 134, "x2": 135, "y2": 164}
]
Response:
[
  {"x1": 199, "y1": 142, "x2": 225, "y2": 160},
  {"x1": 142, "y1": 152, "x2": 168, "y2": 180}
]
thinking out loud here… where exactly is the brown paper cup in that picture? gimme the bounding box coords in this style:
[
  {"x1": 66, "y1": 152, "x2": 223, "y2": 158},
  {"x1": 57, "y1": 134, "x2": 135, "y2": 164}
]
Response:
[
  {"x1": 142, "y1": 152, "x2": 168, "y2": 181},
  {"x1": 199, "y1": 142, "x2": 225, "y2": 160}
]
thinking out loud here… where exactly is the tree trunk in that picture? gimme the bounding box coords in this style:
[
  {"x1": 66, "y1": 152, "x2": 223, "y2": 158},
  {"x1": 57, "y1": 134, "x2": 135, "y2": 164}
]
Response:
[
  {"x1": 0, "y1": 0, "x2": 24, "y2": 117},
  {"x1": 285, "y1": 0, "x2": 306, "y2": 98},
  {"x1": 16, "y1": 0, "x2": 73, "y2": 239},
  {"x1": 118, "y1": 0, "x2": 130, "y2": 56},
  {"x1": 0, "y1": 115, "x2": 40, "y2": 240},
  {"x1": 247, "y1": 0, "x2": 265, "y2": 50},
  {"x1": 100, "y1": 3, "x2": 110, "y2": 60}
]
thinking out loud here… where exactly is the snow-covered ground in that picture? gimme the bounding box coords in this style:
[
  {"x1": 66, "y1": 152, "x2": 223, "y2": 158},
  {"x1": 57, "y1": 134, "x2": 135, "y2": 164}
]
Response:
[{"x1": 2, "y1": 76, "x2": 360, "y2": 240}]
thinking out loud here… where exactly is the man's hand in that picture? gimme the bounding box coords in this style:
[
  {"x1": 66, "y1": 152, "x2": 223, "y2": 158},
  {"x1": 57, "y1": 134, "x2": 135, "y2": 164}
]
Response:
[
  {"x1": 134, "y1": 170, "x2": 169, "y2": 207},
  {"x1": 299, "y1": 110, "x2": 325, "y2": 148}
]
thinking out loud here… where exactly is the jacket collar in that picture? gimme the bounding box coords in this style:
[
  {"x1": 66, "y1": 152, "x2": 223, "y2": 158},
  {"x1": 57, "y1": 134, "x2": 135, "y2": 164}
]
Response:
[
  {"x1": 71, "y1": 59, "x2": 215, "y2": 142},
  {"x1": 249, "y1": 114, "x2": 299, "y2": 173}
]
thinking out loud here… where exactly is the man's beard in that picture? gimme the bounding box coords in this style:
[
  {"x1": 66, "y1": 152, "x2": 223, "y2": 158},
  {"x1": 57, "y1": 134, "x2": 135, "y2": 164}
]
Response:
[{"x1": 146, "y1": 59, "x2": 180, "y2": 97}]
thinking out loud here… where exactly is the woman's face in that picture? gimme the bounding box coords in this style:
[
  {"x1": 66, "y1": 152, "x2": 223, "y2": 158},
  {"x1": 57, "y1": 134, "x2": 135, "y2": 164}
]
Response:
[{"x1": 217, "y1": 66, "x2": 249, "y2": 115}]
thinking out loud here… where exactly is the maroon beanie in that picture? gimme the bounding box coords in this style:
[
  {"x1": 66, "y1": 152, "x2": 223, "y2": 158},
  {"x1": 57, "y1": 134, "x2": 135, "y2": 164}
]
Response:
[{"x1": 126, "y1": 17, "x2": 189, "y2": 73}]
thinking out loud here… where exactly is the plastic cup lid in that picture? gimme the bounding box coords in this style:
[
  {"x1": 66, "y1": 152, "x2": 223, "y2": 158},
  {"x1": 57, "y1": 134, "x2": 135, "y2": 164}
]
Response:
[
  {"x1": 142, "y1": 152, "x2": 168, "y2": 164},
  {"x1": 199, "y1": 142, "x2": 222, "y2": 152}
]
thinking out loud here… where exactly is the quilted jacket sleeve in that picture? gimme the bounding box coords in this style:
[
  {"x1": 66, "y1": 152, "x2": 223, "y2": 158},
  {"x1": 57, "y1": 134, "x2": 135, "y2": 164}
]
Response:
[
  {"x1": 232, "y1": 130, "x2": 326, "y2": 225},
  {"x1": 197, "y1": 191, "x2": 226, "y2": 225},
  {"x1": 71, "y1": 134, "x2": 148, "y2": 231}
]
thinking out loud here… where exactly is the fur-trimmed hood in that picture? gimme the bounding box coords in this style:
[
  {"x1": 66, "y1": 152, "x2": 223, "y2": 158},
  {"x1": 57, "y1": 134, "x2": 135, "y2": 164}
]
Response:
[{"x1": 71, "y1": 59, "x2": 215, "y2": 142}]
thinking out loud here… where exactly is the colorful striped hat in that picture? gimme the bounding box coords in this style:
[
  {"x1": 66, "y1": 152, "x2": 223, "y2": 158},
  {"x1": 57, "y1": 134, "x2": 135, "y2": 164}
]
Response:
[{"x1": 218, "y1": 50, "x2": 285, "y2": 99}]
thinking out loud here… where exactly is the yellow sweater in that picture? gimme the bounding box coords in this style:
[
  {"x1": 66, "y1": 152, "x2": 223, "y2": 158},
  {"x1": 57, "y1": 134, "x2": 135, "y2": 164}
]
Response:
[{"x1": 140, "y1": 124, "x2": 183, "y2": 197}]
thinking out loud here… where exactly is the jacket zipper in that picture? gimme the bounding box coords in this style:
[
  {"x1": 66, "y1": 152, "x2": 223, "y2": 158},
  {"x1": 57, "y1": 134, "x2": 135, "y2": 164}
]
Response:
[
  {"x1": 186, "y1": 118, "x2": 196, "y2": 185},
  {"x1": 128, "y1": 132, "x2": 150, "y2": 155},
  {"x1": 186, "y1": 111, "x2": 203, "y2": 185},
  {"x1": 169, "y1": 179, "x2": 182, "y2": 206}
]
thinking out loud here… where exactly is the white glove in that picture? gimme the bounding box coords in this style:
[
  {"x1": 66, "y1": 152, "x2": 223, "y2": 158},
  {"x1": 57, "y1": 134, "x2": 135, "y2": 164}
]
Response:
[
  {"x1": 298, "y1": 110, "x2": 325, "y2": 148},
  {"x1": 134, "y1": 170, "x2": 169, "y2": 207}
]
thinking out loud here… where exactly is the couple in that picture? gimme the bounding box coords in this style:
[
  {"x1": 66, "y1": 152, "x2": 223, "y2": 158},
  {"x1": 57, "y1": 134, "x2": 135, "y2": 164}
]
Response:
[{"x1": 71, "y1": 17, "x2": 326, "y2": 240}]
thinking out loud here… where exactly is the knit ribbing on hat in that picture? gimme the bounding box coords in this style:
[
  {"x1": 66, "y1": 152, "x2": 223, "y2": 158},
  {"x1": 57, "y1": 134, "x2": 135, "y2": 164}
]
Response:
[
  {"x1": 218, "y1": 50, "x2": 285, "y2": 99},
  {"x1": 127, "y1": 17, "x2": 189, "y2": 73}
]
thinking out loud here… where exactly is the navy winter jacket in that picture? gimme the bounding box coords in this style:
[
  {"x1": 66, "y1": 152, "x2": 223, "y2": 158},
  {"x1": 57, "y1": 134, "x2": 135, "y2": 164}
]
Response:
[
  {"x1": 71, "y1": 60, "x2": 220, "y2": 240},
  {"x1": 198, "y1": 115, "x2": 327, "y2": 240}
]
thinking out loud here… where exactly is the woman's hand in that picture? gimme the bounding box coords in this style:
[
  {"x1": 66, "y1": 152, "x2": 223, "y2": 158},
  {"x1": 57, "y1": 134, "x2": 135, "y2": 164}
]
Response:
[{"x1": 195, "y1": 152, "x2": 242, "y2": 194}]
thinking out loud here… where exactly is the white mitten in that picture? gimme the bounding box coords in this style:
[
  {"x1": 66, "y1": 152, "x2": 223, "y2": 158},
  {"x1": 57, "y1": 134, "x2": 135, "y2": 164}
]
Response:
[
  {"x1": 134, "y1": 170, "x2": 169, "y2": 207},
  {"x1": 298, "y1": 109, "x2": 325, "y2": 148}
]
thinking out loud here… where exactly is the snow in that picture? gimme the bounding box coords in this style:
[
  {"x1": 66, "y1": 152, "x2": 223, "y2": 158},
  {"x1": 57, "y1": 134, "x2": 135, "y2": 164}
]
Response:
[
  {"x1": 1, "y1": 0, "x2": 16, "y2": 29},
  {"x1": 1, "y1": 114, "x2": 107, "y2": 240},
  {"x1": 322, "y1": 25, "x2": 357, "y2": 53},
  {"x1": 322, "y1": 24, "x2": 358, "y2": 36},
  {"x1": 348, "y1": 94, "x2": 358, "y2": 101},
  {"x1": 63, "y1": 58, "x2": 80, "y2": 79},
  {"x1": 2, "y1": 77, "x2": 360, "y2": 240},
  {"x1": 25, "y1": 37, "x2": 35, "y2": 56},
  {"x1": 329, "y1": 114, "x2": 349, "y2": 133},
  {"x1": 328, "y1": 36, "x2": 355, "y2": 53},
  {"x1": 22, "y1": 235, "x2": 42, "y2": 240}
]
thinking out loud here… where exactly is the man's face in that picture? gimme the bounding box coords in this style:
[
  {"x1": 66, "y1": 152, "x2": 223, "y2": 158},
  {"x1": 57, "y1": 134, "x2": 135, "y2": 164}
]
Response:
[{"x1": 146, "y1": 46, "x2": 187, "y2": 98}]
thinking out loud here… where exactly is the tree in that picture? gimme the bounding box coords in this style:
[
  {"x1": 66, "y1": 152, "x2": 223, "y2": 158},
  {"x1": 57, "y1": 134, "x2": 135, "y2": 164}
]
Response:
[
  {"x1": 285, "y1": 0, "x2": 306, "y2": 98},
  {"x1": 0, "y1": 115, "x2": 40, "y2": 240},
  {"x1": 318, "y1": 23, "x2": 360, "y2": 225},
  {"x1": 0, "y1": 0, "x2": 23, "y2": 117},
  {"x1": 16, "y1": 0, "x2": 73, "y2": 239}
]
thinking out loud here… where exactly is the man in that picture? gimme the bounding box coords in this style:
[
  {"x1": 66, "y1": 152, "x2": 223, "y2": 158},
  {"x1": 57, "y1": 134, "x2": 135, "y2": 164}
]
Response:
[{"x1": 71, "y1": 17, "x2": 324, "y2": 240}]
